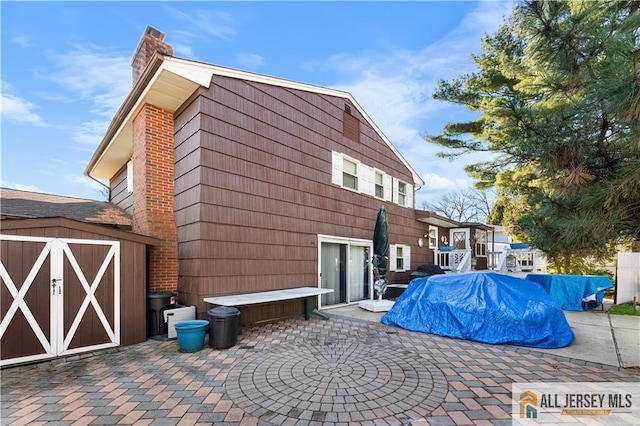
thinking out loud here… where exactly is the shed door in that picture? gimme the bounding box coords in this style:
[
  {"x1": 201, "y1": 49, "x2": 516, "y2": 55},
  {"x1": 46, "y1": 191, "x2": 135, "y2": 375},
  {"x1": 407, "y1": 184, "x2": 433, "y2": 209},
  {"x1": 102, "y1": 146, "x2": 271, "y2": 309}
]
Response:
[{"x1": 0, "y1": 235, "x2": 120, "y2": 366}]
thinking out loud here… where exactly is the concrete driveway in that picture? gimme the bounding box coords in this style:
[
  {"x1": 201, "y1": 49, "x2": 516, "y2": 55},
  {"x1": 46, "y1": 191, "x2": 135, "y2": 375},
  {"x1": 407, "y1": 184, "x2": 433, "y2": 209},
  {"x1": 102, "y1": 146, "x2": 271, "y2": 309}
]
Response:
[{"x1": 331, "y1": 303, "x2": 640, "y2": 369}]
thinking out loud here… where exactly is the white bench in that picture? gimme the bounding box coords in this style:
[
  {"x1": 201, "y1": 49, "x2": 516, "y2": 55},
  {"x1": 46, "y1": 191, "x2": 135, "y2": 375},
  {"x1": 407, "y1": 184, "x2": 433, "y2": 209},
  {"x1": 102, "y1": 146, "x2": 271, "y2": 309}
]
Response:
[{"x1": 204, "y1": 287, "x2": 334, "y2": 320}]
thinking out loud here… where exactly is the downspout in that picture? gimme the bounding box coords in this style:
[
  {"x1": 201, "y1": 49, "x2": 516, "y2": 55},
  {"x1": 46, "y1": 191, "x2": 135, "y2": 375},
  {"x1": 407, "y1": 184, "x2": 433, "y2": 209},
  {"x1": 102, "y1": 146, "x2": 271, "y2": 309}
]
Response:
[{"x1": 88, "y1": 175, "x2": 111, "y2": 201}]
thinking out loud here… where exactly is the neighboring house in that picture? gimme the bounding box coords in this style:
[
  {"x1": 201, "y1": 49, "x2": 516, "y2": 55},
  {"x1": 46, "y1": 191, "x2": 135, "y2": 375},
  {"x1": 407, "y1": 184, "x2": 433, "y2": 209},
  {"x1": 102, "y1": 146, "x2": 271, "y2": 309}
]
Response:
[
  {"x1": 487, "y1": 225, "x2": 513, "y2": 253},
  {"x1": 83, "y1": 26, "x2": 492, "y2": 324},
  {"x1": 0, "y1": 188, "x2": 156, "y2": 366}
]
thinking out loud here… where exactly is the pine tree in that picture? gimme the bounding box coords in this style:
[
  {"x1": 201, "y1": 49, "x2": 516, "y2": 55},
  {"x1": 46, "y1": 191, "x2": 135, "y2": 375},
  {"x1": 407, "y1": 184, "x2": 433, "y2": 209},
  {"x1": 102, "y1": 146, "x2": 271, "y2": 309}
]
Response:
[{"x1": 426, "y1": 0, "x2": 640, "y2": 270}]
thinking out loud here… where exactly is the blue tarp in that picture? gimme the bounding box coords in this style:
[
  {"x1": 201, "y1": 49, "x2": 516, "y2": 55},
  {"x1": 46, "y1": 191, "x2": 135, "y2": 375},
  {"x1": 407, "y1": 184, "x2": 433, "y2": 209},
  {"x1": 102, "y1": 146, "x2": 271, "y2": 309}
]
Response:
[
  {"x1": 525, "y1": 274, "x2": 613, "y2": 311},
  {"x1": 381, "y1": 272, "x2": 574, "y2": 348}
]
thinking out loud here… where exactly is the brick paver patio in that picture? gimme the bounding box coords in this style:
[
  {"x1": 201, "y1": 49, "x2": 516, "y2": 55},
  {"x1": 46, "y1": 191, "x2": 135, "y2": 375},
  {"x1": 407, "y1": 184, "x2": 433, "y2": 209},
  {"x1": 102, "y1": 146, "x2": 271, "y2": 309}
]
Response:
[{"x1": 2, "y1": 315, "x2": 638, "y2": 425}]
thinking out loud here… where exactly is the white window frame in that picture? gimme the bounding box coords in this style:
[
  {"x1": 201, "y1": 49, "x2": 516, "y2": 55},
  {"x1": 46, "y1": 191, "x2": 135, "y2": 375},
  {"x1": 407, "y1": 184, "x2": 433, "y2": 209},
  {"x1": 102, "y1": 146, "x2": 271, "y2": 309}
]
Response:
[
  {"x1": 342, "y1": 157, "x2": 358, "y2": 191},
  {"x1": 475, "y1": 230, "x2": 487, "y2": 257},
  {"x1": 374, "y1": 170, "x2": 385, "y2": 200},
  {"x1": 428, "y1": 226, "x2": 438, "y2": 249},
  {"x1": 389, "y1": 244, "x2": 411, "y2": 272},
  {"x1": 392, "y1": 178, "x2": 413, "y2": 208},
  {"x1": 126, "y1": 160, "x2": 133, "y2": 193},
  {"x1": 331, "y1": 151, "x2": 406, "y2": 205}
]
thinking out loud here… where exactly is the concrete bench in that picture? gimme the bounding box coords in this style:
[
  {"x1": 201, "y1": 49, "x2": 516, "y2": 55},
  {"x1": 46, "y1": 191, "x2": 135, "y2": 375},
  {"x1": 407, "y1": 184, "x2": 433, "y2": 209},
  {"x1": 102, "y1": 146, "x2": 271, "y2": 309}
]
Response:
[{"x1": 204, "y1": 287, "x2": 334, "y2": 320}]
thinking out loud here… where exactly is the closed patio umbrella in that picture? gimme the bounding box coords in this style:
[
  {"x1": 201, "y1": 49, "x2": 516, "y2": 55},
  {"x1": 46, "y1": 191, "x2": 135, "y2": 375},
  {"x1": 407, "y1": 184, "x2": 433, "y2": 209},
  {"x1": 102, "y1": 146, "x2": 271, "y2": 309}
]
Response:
[{"x1": 372, "y1": 205, "x2": 389, "y2": 299}]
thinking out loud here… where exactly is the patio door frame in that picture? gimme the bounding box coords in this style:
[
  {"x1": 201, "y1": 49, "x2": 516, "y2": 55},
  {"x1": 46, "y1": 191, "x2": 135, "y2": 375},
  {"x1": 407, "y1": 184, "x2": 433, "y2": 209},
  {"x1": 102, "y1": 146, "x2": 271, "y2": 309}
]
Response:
[{"x1": 317, "y1": 235, "x2": 373, "y2": 309}]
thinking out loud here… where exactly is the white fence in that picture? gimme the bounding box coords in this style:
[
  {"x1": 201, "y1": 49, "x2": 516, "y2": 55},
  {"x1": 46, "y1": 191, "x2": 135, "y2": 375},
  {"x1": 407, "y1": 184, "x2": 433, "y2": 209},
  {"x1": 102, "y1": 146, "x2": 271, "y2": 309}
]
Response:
[{"x1": 616, "y1": 252, "x2": 640, "y2": 304}]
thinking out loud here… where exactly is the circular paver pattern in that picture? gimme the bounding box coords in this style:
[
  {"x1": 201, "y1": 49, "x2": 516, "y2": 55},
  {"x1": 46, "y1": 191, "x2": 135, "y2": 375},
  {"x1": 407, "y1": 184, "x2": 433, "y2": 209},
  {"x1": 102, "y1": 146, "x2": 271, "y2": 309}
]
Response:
[{"x1": 226, "y1": 339, "x2": 447, "y2": 424}]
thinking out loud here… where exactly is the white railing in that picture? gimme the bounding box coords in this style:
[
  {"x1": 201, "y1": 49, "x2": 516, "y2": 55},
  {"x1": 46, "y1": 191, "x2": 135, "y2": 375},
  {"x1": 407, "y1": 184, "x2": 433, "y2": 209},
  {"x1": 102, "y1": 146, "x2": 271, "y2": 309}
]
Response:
[
  {"x1": 435, "y1": 249, "x2": 472, "y2": 273},
  {"x1": 494, "y1": 248, "x2": 547, "y2": 275}
]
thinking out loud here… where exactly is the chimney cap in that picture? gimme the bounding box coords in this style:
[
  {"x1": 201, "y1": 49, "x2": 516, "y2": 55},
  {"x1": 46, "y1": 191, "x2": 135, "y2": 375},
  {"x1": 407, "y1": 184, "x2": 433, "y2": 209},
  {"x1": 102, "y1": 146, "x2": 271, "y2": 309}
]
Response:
[{"x1": 144, "y1": 25, "x2": 165, "y2": 41}]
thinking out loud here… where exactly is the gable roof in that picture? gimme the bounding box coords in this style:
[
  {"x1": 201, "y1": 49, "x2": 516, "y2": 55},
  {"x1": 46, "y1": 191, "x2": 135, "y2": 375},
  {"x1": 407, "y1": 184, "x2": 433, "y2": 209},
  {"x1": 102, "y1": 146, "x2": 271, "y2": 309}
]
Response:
[
  {"x1": 85, "y1": 53, "x2": 425, "y2": 189},
  {"x1": 0, "y1": 187, "x2": 132, "y2": 228}
]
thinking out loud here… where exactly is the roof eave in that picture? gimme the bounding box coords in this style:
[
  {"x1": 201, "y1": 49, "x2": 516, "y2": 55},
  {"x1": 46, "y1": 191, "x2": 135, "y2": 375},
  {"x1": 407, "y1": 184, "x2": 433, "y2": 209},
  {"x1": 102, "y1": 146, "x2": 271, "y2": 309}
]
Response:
[
  {"x1": 86, "y1": 55, "x2": 425, "y2": 188},
  {"x1": 415, "y1": 210, "x2": 461, "y2": 228}
]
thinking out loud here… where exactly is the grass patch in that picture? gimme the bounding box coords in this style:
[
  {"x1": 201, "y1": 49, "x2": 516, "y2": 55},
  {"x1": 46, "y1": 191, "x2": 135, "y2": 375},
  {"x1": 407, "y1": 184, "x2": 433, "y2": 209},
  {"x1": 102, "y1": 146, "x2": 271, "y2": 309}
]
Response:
[{"x1": 607, "y1": 303, "x2": 640, "y2": 316}]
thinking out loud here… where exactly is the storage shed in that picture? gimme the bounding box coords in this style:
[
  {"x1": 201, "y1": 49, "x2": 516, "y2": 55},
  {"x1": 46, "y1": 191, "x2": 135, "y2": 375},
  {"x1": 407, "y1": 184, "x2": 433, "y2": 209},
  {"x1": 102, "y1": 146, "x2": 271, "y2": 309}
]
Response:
[{"x1": 0, "y1": 188, "x2": 157, "y2": 366}]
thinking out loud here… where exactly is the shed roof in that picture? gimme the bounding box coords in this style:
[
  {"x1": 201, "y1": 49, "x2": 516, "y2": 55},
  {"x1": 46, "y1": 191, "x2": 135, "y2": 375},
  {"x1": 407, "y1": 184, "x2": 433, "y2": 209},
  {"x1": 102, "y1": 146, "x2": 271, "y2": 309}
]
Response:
[{"x1": 0, "y1": 187, "x2": 132, "y2": 229}]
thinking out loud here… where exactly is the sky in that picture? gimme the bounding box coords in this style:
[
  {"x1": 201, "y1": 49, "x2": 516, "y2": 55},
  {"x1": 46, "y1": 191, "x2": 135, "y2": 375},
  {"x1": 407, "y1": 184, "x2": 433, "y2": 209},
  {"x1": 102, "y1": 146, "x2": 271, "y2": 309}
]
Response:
[{"x1": 0, "y1": 1, "x2": 516, "y2": 208}]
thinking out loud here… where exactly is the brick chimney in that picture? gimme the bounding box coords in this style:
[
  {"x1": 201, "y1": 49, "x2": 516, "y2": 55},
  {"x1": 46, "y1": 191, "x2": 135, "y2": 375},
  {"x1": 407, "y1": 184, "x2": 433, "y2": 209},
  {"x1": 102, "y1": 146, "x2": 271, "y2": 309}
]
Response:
[
  {"x1": 130, "y1": 27, "x2": 178, "y2": 294},
  {"x1": 131, "y1": 26, "x2": 173, "y2": 86}
]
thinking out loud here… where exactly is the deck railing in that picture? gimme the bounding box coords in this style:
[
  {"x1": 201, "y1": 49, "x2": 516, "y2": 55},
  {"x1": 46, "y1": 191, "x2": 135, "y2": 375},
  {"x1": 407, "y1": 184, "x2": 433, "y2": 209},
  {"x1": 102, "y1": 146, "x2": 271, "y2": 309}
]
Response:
[
  {"x1": 434, "y1": 249, "x2": 472, "y2": 273},
  {"x1": 492, "y1": 248, "x2": 547, "y2": 275},
  {"x1": 434, "y1": 247, "x2": 547, "y2": 275}
]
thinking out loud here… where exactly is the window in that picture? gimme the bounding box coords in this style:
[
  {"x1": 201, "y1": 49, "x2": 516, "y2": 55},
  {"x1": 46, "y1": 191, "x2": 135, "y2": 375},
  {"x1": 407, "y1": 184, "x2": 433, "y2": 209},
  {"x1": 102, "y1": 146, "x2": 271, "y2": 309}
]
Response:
[
  {"x1": 126, "y1": 160, "x2": 133, "y2": 193},
  {"x1": 342, "y1": 158, "x2": 358, "y2": 190},
  {"x1": 389, "y1": 244, "x2": 411, "y2": 272},
  {"x1": 428, "y1": 226, "x2": 438, "y2": 249},
  {"x1": 375, "y1": 171, "x2": 384, "y2": 199},
  {"x1": 392, "y1": 178, "x2": 412, "y2": 207},
  {"x1": 452, "y1": 230, "x2": 467, "y2": 250},
  {"x1": 330, "y1": 151, "x2": 398, "y2": 205},
  {"x1": 398, "y1": 182, "x2": 406, "y2": 206},
  {"x1": 396, "y1": 246, "x2": 404, "y2": 271},
  {"x1": 475, "y1": 230, "x2": 487, "y2": 257}
]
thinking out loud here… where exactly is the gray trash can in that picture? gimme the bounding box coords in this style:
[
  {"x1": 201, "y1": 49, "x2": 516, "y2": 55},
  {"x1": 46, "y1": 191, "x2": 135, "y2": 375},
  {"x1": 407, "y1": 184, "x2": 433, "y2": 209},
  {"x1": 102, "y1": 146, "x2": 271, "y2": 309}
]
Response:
[{"x1": 208, "y1": 306, "x2": 240, "y2": 349}]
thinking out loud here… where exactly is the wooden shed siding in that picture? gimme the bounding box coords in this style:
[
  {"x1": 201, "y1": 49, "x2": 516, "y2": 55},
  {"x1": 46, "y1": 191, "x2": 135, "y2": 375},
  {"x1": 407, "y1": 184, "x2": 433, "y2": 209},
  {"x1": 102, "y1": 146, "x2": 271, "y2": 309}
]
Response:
[
  {"x1": 0, "y1": 223, "x2": 148, "y2": 346},
  {"x1": 173, "y1": 76, "x2": 430, "y2": 319}
]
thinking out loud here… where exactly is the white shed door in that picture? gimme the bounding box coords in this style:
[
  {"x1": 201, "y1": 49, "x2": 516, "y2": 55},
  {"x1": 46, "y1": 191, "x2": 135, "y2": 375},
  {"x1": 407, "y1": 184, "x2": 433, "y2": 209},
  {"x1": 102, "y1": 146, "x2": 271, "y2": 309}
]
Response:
[{"x1": 1, "y1": 235, "x2": 120, "y2": 366}]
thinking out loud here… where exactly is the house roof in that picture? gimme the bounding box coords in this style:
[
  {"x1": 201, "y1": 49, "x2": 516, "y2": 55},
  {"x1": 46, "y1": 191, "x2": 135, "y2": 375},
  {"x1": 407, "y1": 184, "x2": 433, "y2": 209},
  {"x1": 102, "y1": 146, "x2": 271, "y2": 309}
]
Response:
[
  {"x1": 459, "y1": 222, "x2": 494, "y2": 232},
  {"x1": 414, "y1": 209, "x2": 462, "y2": 228},
  {"x1": 0, "y1": 187, "x2": 132, "y2": 229},
  {"x1": 85, "y1": 53, "x2": 425, "y2": 189}
]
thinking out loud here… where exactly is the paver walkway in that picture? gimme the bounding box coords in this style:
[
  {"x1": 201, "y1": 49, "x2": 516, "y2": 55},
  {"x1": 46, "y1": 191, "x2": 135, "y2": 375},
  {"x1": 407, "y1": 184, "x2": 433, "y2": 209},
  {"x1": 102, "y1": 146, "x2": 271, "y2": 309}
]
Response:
[{"x1": 1, "y1": 315, "x2": 639, "y2": 425}]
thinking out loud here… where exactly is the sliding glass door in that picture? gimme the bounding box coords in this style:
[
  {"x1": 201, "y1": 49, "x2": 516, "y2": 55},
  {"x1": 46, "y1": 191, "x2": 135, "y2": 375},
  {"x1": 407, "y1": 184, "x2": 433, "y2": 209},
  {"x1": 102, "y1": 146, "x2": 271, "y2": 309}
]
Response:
[{"x1": 319, "y1": 237, "x2": 371, "y2": 308}]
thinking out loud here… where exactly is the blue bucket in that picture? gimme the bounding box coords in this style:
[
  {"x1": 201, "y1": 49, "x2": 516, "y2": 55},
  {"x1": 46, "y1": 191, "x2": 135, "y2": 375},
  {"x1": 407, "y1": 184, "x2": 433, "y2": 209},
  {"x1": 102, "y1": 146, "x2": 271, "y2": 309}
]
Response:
[{"x1": 174, "y1": 320, "x2": 209, "y2": 352}]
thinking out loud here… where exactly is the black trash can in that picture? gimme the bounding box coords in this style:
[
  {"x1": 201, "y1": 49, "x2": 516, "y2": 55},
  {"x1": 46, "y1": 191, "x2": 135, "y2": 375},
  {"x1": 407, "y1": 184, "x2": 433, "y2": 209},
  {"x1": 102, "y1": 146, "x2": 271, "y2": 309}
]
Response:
[
  {"x1": 147, "y1": 292, "x2": 175, "y2": 337},
  {"x1": 208, "y1": 306, "x2": 240, "y2": 349}
]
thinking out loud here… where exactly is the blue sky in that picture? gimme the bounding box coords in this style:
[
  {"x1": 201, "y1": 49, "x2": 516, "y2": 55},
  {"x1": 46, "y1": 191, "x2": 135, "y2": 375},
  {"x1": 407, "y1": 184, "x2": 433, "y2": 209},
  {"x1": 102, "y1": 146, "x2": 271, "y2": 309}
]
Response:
[{"x1": 1, "y1": 1, "x2": 515, "y2": 207}]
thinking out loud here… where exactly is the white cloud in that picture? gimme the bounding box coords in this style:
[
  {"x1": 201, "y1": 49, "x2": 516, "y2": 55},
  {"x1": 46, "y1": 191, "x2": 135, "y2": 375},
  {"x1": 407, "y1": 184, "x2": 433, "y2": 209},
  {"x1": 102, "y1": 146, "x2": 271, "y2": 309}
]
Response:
[
  {"x1": 322, "y1": 1, "x2": 515, "y2": 201},
  {"x1": 71, "y1": 119, "x2": 110, "y2": 146},
  {"x1": 0, "y1": 81, "x2": 45, "y2": 126},
  {"x1": 31, "y1": 46, "x2": 130, "y2": 149},
  {"x1": 0, "y1": 179, "x2": 41, "y2": 192},
  {"x1": 166, "y1": 7, "x2": 237, "y2": 43},
  {"x1": 44, "y1": 45, "x2": 131, "y2": 118},
  {"x1": 172, "y1": 42, "x2": 194, "y2": 58},
  {"x1": 11, "y1": 34, "x2": 34, "y2": 48},
  {"x1": 420, "y1": 172, "x2": 471, "y2": 191},
  {"x1": 235, "y1": 53, "x2": 265, "y2": 70},
  {"x1": 66, "y1": 174, "x2": 106, "y2": 193},
  {"x1": 49, "y1": 158, "x2": 69, "y2": 165}
]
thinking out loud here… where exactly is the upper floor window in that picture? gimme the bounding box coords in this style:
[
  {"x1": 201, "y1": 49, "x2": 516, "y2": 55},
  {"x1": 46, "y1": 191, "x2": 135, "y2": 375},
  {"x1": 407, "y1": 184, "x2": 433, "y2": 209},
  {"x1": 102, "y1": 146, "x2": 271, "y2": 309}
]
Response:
[
  {"x1": 375, "y1": 171, "x2": 384, "y2": 199},
  {"x1": 342, "y1": 158, "x2": 358, "y2": 190},
  {"x1": 331, "y1": 151, "x2": 400, "y2": 205},
  {"x1": 398, "y1": 181, "x2": 407, "y2": 206},
  {"x1": 428, "y1": 226, "x2": 438, "y2": 249}
]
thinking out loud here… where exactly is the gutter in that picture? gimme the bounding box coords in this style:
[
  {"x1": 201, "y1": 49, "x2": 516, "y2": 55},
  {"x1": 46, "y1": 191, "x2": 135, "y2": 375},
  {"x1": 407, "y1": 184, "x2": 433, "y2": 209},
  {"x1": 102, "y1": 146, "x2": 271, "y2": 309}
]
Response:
[{"x1": 84, "y1": 53, "x2": 167, "y2": 179}]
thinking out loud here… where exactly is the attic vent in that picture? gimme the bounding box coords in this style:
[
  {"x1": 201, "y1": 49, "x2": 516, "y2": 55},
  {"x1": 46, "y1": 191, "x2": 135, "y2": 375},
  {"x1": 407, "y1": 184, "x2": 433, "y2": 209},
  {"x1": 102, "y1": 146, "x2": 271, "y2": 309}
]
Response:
[
  {"x1": 343, "y1": 109, "x2": 360, "y2": 143},
  {"x1": 344, "y1": 104, "x2": 352, "y2": 115}
]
